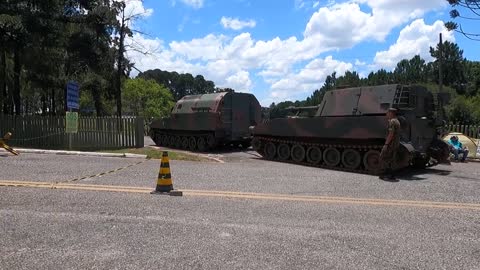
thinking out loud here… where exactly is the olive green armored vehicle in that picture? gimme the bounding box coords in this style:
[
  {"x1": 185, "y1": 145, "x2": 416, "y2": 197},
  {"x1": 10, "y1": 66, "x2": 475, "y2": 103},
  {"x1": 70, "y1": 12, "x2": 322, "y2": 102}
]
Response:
[
  {"x1": 150, "y1": 91, "x2": 262, "y2": 151},
  {"x1": 250, "y1": 84, "x2": 450, "y2": 174}
]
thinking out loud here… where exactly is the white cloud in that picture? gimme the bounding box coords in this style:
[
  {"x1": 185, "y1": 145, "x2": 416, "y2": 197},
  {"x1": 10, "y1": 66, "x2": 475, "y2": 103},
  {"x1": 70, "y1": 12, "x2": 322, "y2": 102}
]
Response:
[
  {"x1": 374, "y1": 19, "x2": 455, "y2": 69},
  {"x1": 179, "y1": 0, "x2": 204, "y2": 9},
  {"x1": 295, "y1": 0, "x2": 322, "y2": 10},
  {"x1": 355, "y1": 59, "x2": 366, "y2": 66},
  {"x1": 123, "y1": 0, "x2": 153, "y2": 18},
  {"x1": 224, "y1": 71, "x2": 253, "y2": 92},
  {"x1": 170, "y1": 34, "x2": 227, "y2": 60},
  {"x1": 125, "y1": 0, "x2": 451, "y2": 105},
  {"x1": 267, "y1": 56, "x2": 353, "y2": 102},
  {"x1": 220, "y1": 17, "x2": 256, "y2": 30},
  {"x1": 304, "y1": 0, "x2": 448, "y2": 49},
  {"x1": 305, "y1": 3, "x2": 378, "y2": 47},
  {"x1": 295, "y1": 0, "x2": 306, "y2": 9}
]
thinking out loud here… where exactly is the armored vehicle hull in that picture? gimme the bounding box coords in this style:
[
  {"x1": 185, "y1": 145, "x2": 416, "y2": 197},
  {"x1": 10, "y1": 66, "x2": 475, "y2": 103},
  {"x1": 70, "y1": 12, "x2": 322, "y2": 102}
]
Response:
[
  {"x1": 251, "y1": 84, "x2": 450, "y2": 174},
  {"x1": 150, "y1": 91, "x2": 262, "y2": 152}
]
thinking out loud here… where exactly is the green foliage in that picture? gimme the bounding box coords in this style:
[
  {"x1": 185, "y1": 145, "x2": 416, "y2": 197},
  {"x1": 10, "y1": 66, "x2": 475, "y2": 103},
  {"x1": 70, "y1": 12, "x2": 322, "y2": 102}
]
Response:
[
  {"x1": 446, "y1": 96, "x2": 475, "y2": 124},
  {"x1": 268, "y1": 101, "x2": 296, "y2": 119},
  {"x1": 100, "y1": 147, "x2": 210, "y2": 161},
  {"x1": 394, "y1": 55, "x2": 428, "y2": 84},
  {"x1": 0, "y1": 0, "x2": 133, "y2": 116},
  {"x1": 267, "y1": 43, "x2": 480, "y2": 125},
  {"x1": 444, "y1": 0, "x2": 480, "y2": 41},
  {"x1": 122, "y1": 78, "x2": 174, "y2": 119},
  {"x1": 336, "y1": 71, "x2": 361, "y2": 87},
  {"x1": 429, "y1": 40, "x2": 466, "y2": 91},
  {"x1": 464, "y1": 61, "x2": 480, "y2": 96},
  {"x1": 138, "y1": 69, "x2": 216, "y2": 101}
]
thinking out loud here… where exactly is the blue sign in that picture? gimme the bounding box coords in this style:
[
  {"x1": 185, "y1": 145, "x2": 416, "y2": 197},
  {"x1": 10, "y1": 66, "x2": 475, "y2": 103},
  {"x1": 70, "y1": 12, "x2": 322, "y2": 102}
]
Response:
[{"x1": 66, "y1": 81, "x2": 80, "y2": 110}]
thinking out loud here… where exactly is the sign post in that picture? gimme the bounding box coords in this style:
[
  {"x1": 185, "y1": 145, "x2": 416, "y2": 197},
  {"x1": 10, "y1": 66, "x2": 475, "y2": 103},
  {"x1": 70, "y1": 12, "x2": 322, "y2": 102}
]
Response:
[
  {"x1": 65, "y1": 81, "x2": 80, "y2": 150},
  {"x1": 66, "y1": 112, "x2": 79, "y2": 133},
  {"x1": 66, "y1": 112, "x2": 78, "y2": 150}
]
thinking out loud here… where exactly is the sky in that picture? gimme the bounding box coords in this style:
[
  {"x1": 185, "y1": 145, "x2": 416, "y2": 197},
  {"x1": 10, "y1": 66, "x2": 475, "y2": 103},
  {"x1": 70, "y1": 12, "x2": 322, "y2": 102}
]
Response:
[{"x1": 122, "y1": 0, "x2": 479, "y2": 106}]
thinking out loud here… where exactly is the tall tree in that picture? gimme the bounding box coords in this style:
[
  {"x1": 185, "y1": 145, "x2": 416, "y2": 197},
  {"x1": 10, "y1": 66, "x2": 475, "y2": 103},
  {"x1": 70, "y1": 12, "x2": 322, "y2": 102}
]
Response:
[
  {"x1": 429, "y1": 41, "x2": 467, "y2": 92},
  {"x1": 445, "y1": 0, "x2": 480, "y2": 41},
  {"x1": 138, "y1": 69, "x2": 216, "y2": 100},
  {"x1": 393, "y1": 55, "x2": 427, "y2": 84},
  {"x1": 111, "y1": 0, "x2": 154, "y2": 116},
  {"x1": 0, "y1": 1, "x2": 27, "y2": 114},
  {"x1": 336, "y1": 71, "x2": 361, "y2": 87}
]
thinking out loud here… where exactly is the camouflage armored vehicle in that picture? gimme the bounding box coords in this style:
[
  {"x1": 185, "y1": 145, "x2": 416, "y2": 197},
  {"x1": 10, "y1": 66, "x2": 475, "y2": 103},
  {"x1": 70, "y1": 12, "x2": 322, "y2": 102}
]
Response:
[
  {"x1": 150, "y1": 91, "x2": 262, "y2": 151},
  {"x1": 250, "y1": 84, "x2": 450, "y2": 174}
]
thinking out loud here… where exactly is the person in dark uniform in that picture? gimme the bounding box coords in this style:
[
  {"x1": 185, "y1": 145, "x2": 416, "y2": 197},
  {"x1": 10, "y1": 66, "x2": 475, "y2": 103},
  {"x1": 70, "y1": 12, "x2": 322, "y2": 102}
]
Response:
[{"x1": 379, "y1": 108, "x2": 401, "y2": 181}]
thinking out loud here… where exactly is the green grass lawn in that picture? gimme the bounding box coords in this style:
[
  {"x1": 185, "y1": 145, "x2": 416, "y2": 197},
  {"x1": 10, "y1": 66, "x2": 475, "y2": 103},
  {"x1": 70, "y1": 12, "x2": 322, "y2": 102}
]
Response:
[{"x1": 100, "y1": 147, "x2": 210, "y2": 161}]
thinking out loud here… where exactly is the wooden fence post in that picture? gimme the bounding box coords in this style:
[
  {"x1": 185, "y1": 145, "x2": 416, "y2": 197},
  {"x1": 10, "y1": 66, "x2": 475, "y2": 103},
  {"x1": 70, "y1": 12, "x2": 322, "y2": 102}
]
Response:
[{"x1": 135, "y1": 117, "x2": 144, "y2": 148}]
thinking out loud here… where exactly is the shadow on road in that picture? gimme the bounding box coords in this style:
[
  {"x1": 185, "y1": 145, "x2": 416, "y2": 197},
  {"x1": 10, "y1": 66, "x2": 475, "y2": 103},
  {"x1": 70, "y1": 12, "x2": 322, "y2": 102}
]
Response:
[{"x1": 395, "y1": 167, "x2": 452, "y2": 181}]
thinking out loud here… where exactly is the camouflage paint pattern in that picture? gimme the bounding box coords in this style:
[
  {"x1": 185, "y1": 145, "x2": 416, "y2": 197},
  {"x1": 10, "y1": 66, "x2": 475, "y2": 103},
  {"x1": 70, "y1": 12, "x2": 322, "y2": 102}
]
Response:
[
  {"x1": 150, "y1": 91, "x2": 262, "y2": 151},
  {"x1": 251, "y1": 84, "x2": 450, "y2": 174}
]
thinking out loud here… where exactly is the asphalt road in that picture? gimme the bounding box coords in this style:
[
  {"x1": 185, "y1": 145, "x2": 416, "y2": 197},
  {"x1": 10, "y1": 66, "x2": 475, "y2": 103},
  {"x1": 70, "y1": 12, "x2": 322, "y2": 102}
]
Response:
[{"x1": 0, "y1": 151, "x2": 479, "y2": 269}]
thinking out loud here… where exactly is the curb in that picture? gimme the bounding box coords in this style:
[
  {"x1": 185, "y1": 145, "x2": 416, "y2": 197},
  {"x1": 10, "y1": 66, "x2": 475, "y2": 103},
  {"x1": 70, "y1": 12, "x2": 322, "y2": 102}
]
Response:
[
  {"x1": 148, "y1": 146, "x2": 224, "y2": 163},
  {"x1": 0, "y1": 148, "x2": 148, "y2": 159}
]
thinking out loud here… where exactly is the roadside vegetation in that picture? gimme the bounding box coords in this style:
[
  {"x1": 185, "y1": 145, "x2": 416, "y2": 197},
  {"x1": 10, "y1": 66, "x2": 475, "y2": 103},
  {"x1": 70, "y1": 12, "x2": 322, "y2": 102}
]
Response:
[
  {"x1": 0, "y1": 0, "x2": 478, "y2": 125},
  {"x1": 100, "y1": 147, "x2": 211, "y2": 162}
]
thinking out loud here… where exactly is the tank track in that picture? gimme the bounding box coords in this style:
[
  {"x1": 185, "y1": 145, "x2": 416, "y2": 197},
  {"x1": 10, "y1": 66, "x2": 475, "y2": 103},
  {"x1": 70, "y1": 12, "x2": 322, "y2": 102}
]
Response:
[
  {"x1": 152, "y1": 130, "x2": 251, "y2": 152},
  {"x1": 152, "y1": 131, "x2": 215, "y2": 152},
  {"x1": 253, "y1": 136, "x2": 384, "y2": 175}
]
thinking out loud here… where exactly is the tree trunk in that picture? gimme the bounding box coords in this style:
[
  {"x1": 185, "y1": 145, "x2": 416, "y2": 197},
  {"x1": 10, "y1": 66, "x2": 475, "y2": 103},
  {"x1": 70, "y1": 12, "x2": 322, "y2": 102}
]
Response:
[
  {"x1": 13, "y1": 46, "x2": 21, "y2": 115},
  {"x1": 51, "y1": 88, "x2": 56, "y2": 115},
  {"x1": 0, "y1": 49, "x2": 5, "y2": 115},
  {"x1": 92, "y1": 84, "x2": 103, "y2": 116},
  {"x1": 115, "y1": 7, "x2": 126, "y2": 117},
  {"x1": 41, "y1": 94, "x2": 47, "y2": 115}
]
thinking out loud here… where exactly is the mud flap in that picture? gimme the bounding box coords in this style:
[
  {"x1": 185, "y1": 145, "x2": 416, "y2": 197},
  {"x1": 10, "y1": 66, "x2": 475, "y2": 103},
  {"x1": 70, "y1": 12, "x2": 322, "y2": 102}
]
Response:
[
  {"x1": 393, "y1": 142, "x2": 414, "y2": 170},
  {"x1": 427, "y1": 138, "x2": 450, "y2": 164}
]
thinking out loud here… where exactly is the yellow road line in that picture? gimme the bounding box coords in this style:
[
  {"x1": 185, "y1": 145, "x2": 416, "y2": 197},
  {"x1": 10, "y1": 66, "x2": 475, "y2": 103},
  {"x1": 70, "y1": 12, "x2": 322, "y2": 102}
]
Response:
[{"x1": 1, "y1": 180, "x2": 480, "y2": 210}]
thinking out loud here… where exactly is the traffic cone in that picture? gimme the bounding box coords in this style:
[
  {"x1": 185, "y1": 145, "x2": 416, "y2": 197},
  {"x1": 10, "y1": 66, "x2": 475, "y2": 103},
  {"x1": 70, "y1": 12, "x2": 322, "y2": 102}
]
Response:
[{"x1": 151, "y1": 151, "x2": 182, "y2": 196}]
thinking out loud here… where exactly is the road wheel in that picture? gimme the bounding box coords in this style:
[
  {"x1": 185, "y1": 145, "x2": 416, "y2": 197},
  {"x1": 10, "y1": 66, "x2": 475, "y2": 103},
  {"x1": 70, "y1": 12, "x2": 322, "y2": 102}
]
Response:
[
  {"x1": 174, "y1": 136, "x2": 182, "y2": 148},
  {"x1": 181, "y1": 137, "x2": 189, "y2": 149},
  {"x1": 251, "y1": 138, "x2": 262, "y2": 151},
  {"x1": 197, "y1": 137, "x2": 207, "y2": 152},
  {"x1": 277, "y1": 143, "x2": 290, "y2": 160},
  {"x1": 161, "y1": 134, "x2": 169, "y2": 146},
  {"x1": 206, "y1": 134, "x2": 216, "y2": 148},
  {"x1": 323, "y1": 147, "x2": 341, "y2": 167},
  {"x1": 306, "y1": 146, "x2": 322, "y2": 164},
  {"x1": 291, "y1": 144, "x2": 305, "y2": 163},
  {"x1": 169, "y1": 136, "x2": 176, "y2": 147},
  {"x1": 341, "y1": 149, "x2": 362, "y2": 169},
  {"x1": 188, "y1": 136, "x2": 197, "y2": 151},
  {"x1": 264, "y1": 142, "x2": 276, "y2": 160},
  {"x1": 363, "y1": 150, "x2": 382, "y2": 173}
]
